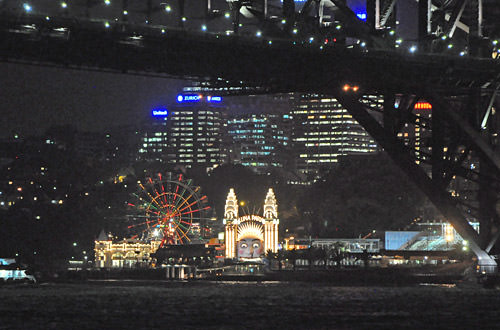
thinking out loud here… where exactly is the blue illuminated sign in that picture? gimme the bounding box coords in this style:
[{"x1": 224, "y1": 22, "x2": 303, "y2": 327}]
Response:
[
  {"x1": 177, "y1": 94, "x2": 201, "y2": 103},
  {"x1": 152, "y1": 108, "x2": 169, "y2": 117},
  {"x1": 356, "y1": 12, "x2": 367, "y2": 21},
  {"x1": 176, "y1": 94, "x2": 223, "y2": 103},
  {"x1": 207, "y1": 96, "x2": 222, "y2": 103}
]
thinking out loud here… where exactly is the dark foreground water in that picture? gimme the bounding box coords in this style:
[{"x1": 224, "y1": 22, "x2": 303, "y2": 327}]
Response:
[{"x1": 1, "y1": 281, "x2": 499, "y2": 329}]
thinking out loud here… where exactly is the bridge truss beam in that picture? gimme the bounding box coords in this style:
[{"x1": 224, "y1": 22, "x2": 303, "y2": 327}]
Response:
[{"x1": 335, "y1": 93, "x2": 499, "y2": 272}]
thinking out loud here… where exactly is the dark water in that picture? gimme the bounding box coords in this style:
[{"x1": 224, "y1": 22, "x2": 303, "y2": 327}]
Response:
[{"x1": 0, "y1": 281, "x2": 499, "y2": 329}]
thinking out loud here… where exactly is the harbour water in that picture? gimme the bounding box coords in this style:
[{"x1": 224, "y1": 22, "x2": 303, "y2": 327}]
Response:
[{"x1": 1, "y1": 280, "x2": 499, "y2": 329}]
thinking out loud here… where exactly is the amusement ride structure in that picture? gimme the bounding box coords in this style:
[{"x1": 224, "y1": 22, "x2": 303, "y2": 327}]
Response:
[
  {"x1": 127, "y1": 173, "x2": 212, "y2": 246},
  {"x1": 95, "y1": 173, "x2": 212, "y2": 268}
]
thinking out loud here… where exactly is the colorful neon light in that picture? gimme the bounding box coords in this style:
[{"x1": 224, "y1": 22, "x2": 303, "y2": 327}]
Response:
[
  {"x1": 414, "y1": 102, "x2": 432, "y2": 110},
  {"x1": 130, "y1": 173, "x2": 210, "y2": 246}
]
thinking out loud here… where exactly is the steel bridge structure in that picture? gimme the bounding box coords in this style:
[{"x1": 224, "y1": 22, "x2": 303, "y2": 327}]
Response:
[{"x1": 1, "y1": 0, "x2": 499, "y2": 272}]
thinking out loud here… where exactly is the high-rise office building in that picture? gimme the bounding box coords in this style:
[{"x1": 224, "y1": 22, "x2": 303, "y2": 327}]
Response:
[
  {"x1": 225, "y1": 113, "x2": 291, "y2": 174},
  {"x1": 289, "y1": 93, "x2": 378, "y2": 182},
  {"x1": 397, "y1": 101, "x2": 433, "y2": 166},
  {"x1": 138, "y1": 94, "x2": 225, "y2": 171}
]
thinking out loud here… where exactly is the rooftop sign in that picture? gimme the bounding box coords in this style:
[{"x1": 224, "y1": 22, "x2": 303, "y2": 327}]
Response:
[{"x1": 176, "y1": 94, "x2": 223, "y2": 103}]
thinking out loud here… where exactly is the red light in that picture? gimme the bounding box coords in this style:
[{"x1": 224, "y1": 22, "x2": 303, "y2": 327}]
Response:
[
  {"x1": 414, "y1": 101, "x2": 432, "y2": 110},
  {"x1": 333, "y1": 38, "x2": 337, "y2": 42},
  {"x1": 324, "y1": 39, "x2": 328, "y2": 44}
]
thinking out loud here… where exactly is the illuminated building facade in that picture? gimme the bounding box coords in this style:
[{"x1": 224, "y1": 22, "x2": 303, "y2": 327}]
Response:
[
  {"x1": 94, "y1": 237, "x2": 161, "y2": 268},
  {"x1": 289, "y1": 93, "x2": 378, "y2": 182},
  {"x1": 224, "y1": 188, "x2": 279, "y2": 259},
  {"x1": 398, "y1": 100, "x2": 480, "y2": 224},
  {"x1": 385, "y1": 220, "x2": 479, "y2": 251},
  {"x1": 138, "y1": 95, "x2": 225, "y2": 170},
  {"x1": 226, "y1": 113, "x2": 291, "y2": 174},
  {"x1": 398, "y1": 101, "x2": 433, "y2": 166}
]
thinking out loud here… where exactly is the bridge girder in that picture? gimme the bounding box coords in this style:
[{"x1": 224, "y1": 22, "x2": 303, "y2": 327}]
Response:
[{"x1": 335, "y1": 93, "x2": 499, "y2": 271}]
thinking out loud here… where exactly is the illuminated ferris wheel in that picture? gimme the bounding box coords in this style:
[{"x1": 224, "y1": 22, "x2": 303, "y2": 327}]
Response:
[{"x1": 127, "y1": 173, "x2": 211, "y2": 246}]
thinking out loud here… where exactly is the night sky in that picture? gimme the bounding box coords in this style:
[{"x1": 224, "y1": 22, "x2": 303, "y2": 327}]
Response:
[
  {"x1": 0, "y1": 62, "x2": 187, "y2": 138},
  {"x1": 0, "y1": 62, "x2": 289, "y2": 139}
]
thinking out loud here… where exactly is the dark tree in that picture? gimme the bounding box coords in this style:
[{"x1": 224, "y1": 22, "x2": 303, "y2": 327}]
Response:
[{"x1": 297, "y1": 153, "x2": 437, "y2": 238}]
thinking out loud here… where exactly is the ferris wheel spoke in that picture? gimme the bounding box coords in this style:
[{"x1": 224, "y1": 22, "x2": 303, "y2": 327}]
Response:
[
  {"x1": 174, "y1": 181, "x2": 193, "y2": 207},
  {"x1": 174, "y1": 189, "x2": 199, "y2": 213},
  {"x1": 176, "y1": 234, "x2": 184, "y2": 244},
  {"x1": 178, "y1": 205, "x2": 211, "y2": 217},
  {"x1": 167, "y1": 193, "x2": 177, "y2": 214},
  {"x1": 167, "y1": 198, "x2": 208, "y2": 223},
  {"x1": 170, "y1": 224, "x2": 187, "y2": 242},
  {"x1": 174, "y1": 226, "x2": 190, "y2": 242},
  {"x1": 161, "y1": 184, "x2": 168, "y2": 206},
  {"x1": 177, "y1": 197, "x2": 203, "y2": 214},
  {"x1": 153, "y1": 188, "x2": 164, "y2": 205},
  {"x1": 130, "y1": 174, "x2": 210, "y2": 246},
  {"x1": 168, "y1": 192, "x2": 191, "y2": 217},
  {"x1": 140, "y1": 183, "x2": 162, "y2": 209},
  {"x1": 174, "y1": 174, "x2": 184, "y2": 201},
  {"x1": 127, "y1": 218, "x2": 159, "y2": 228},
  {"x1": 145, "y1": 207, "x2": 162, "y2": 217},
  {"x1": 172, "y1": 219, "x2": 191, "y2": 233},
  {"x1": 174, "y1": 181, "x2": 180, "y2": 200},
  {"x1": 173, "y1": 219, "x2": 192, "y2": 226}
]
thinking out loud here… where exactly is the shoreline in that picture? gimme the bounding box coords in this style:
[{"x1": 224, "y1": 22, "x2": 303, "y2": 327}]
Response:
[{"x1": 25, "y1": 265, "x2": 482, "y2": 287}]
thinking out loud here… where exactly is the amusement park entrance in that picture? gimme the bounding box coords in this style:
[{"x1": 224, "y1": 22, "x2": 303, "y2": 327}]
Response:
[{"x1": 224, "y1": 188, "x2": 280, "y2": 260}]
